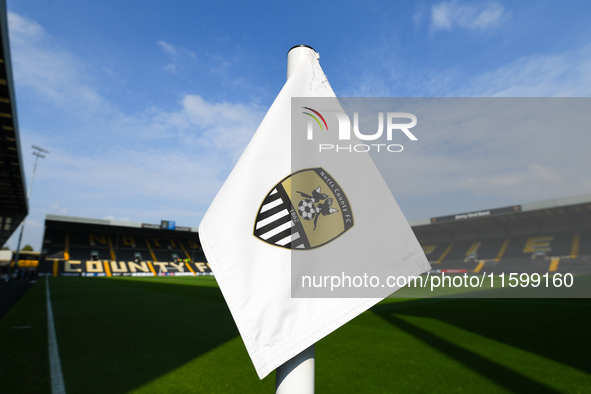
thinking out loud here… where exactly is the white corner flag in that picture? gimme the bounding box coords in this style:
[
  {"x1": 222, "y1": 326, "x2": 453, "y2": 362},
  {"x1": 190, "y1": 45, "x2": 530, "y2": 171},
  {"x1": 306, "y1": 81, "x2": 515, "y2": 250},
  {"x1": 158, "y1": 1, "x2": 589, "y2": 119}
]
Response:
[{"x1": 199, "y1": 47, "x2": 431, "y2": 379}]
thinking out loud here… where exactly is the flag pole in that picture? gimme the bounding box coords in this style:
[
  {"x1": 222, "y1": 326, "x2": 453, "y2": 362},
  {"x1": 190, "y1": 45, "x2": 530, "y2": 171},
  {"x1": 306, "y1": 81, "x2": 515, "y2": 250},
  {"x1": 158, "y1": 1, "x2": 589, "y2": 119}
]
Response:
[
  {"x1": 286, "y1": 44, "x2": 315, "y2": 80},
  {"x1": 274, "y1": 44, "x2": 317, "y2": 394},
  {"x1": 275, "y1": 344, "x2": 315, "y2": 393}
]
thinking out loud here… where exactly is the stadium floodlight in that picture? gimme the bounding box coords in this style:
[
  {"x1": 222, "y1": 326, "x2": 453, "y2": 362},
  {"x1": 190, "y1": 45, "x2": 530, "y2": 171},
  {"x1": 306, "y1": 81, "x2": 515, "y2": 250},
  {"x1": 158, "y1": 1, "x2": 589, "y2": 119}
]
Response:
[
  {"x1": 27, "y1": 145, "x2": 50, "y2": 200},
  {"x1": 14, "y1": 145, "x2": 51, "y2": 265}
]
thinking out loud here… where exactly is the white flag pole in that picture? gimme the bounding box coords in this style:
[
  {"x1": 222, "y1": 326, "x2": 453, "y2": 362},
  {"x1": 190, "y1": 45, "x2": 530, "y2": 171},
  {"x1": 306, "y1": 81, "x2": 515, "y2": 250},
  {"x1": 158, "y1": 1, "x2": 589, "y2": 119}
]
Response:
[
  {"x1": 275, "y1": 344, "x2": 315, "y2": 393},
  {"x1": 286, "y1": 44, "x2": 316, "y2": 80},
  {"x1": 274, "y1": 44, "x2": 317, "y2": 394}
]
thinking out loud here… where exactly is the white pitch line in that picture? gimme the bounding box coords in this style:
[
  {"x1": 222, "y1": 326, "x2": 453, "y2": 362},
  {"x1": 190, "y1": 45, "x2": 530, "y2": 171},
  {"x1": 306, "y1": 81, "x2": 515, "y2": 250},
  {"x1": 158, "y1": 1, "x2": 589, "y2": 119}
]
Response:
[{"x1": 46, "y1": 276, "x2": 66, "y2": 394}]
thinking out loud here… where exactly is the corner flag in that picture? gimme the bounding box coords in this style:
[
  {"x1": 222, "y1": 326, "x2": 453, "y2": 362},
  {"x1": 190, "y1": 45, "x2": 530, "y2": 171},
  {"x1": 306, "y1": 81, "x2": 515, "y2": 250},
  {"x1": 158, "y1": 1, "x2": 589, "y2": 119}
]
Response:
[{"x1": 198, "y1": 47, "x2": 430, "y2": 379}]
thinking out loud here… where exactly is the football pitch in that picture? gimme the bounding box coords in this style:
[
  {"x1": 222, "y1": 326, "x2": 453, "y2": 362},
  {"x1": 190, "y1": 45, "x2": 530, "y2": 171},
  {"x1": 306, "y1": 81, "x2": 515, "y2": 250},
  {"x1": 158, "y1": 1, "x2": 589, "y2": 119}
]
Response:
[{"x1": 1, "y1": 276, "x2": 590, "y2": 393}]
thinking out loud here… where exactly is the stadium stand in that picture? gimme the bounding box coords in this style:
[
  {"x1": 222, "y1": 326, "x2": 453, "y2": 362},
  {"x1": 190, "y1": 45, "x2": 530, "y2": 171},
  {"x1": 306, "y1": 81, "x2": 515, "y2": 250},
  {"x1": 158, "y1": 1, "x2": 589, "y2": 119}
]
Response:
[
  {"x1": 0, "y1": 2, "x2": 37, "y2": 319},
  {"x1": 0, "y1": 1, "x2": 27, "y2": 248},
  {"x1": 578, "y1": 228, "x2": 591, "y2": 255},
  {"x1": 411, "y1": 194, "x2": 591, "y2": 275},
  {"x1": 35, "y1": 194, "x2": 591, "y2": 278},
  {"x1": 39, "y1": 215, "x2": 211, "y2": 277}
]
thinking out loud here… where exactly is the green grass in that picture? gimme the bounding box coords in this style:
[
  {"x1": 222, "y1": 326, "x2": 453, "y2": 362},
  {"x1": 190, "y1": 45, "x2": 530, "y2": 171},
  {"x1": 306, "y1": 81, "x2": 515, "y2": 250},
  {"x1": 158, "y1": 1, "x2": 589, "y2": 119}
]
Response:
[{"x1": 1, "y1": 276, "x2": 590, "y2": 393}]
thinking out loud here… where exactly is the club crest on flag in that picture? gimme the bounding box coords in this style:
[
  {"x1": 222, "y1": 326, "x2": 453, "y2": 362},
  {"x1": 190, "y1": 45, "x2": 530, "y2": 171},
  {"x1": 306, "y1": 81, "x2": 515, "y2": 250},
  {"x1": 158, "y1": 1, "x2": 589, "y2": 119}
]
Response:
[{"x1": 253, "y1": 167, "x2": 354, "y2": 250}]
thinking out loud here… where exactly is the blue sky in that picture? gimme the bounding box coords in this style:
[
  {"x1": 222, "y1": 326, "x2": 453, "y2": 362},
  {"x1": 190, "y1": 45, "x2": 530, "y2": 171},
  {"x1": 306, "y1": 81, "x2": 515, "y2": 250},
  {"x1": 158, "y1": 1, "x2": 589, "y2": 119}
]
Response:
[{"x1": 5, "y1": 0, "x2": 591, "y2": 250}]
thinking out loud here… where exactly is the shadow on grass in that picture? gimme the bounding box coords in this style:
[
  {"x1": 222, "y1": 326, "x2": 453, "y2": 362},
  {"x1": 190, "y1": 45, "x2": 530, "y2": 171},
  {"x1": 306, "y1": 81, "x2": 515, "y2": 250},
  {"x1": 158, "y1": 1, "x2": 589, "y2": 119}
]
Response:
[
  {"x1": 49, "y1": 277, "x2": 241, "y2": 393},
  {"x1": 0, "y1": 280, "x2": 50, "y2": 393},
  {"x1": 372, "y1": 297, "x2": 591, "y2": 390}
]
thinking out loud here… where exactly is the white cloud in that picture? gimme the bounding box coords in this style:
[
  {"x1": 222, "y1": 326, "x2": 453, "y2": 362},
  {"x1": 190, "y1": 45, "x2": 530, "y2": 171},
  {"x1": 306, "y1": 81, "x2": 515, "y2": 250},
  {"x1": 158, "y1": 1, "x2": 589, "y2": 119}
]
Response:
[
  {"x1": 170, "y1": 94, "x2": 263, "y2": 155},
  {"x1": 458, "y1": 45, "x2": 591, "y2": 97},
  {"x1": 157, "y1": 40, "x2": 178, "y2": 56},
  {"x1": 431, "y1": 1, "x2": 507, "y2": 31},
  {"x1": 7, "y1": 12, "x2": 44, "y2": 38},
  {"x1": 6, "y1": 12, "x2": 266, "y2": 250},
  {"x1": 156, "y1": 39, "x2": 197, "y2": 73},
  {"x1": 23, "y1": 92, "x2": 264, "y2": 220},
  {"x1": 347, "y1": 36, "x2": 591, "y2": 98},
  {"x1": 8, "y1": 12, "x2": 107, "y2": 111},
  {"x1": 369, "y1": 97, "x2": 591, "y2": 219}
]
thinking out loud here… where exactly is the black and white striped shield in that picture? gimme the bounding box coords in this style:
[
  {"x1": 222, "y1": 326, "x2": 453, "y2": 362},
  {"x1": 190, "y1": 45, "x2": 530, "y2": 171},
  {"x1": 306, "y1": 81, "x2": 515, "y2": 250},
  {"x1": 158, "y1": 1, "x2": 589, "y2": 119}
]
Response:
[{"x1": 253, "y1": 167, "x2": 354, "y2": 250}]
